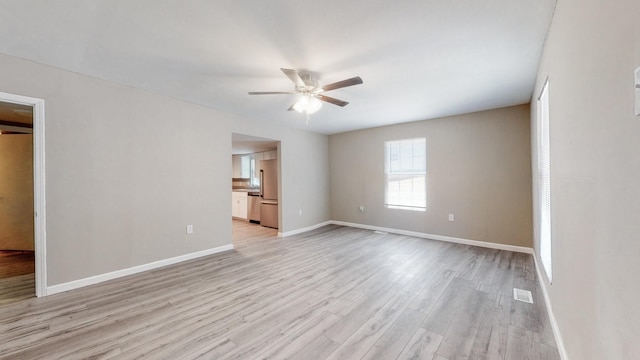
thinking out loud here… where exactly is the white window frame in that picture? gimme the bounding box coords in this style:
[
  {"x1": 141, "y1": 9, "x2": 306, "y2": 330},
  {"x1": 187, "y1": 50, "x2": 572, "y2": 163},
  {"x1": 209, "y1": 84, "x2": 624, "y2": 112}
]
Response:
[
  {"x1": 250, "y1": 157, "x2": 258, "y2": 187},
  {"x1": 537, "y1": 79, "x2": 552, "y2": 282},
  {"x1": 384, "y1": 138, "x2": 426, "y2": 211}
]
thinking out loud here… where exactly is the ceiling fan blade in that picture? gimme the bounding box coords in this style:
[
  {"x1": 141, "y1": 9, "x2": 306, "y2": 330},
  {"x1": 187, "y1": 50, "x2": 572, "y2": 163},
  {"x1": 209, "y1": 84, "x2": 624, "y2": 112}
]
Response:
[
  {"x1": 316, "y1": 94, "x2": 349, "y2": 107},
  {"x1": 280, "y1": 68, "x2": 305, "y2": 87},
  {"x1": 248, "y1": 91, "x2": 295, "y2": 95},
  {"x1": 321, "y1": 76, "x2": 363, "y2": 92}
]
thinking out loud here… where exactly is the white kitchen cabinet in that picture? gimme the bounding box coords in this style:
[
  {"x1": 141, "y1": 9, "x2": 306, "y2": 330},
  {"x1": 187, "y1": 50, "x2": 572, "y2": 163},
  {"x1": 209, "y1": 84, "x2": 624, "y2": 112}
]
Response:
[
  {"x1": 232, "y1": 155, "x2": 251, "y2": 178},
  {"x1": 232, "y1": 155, "x2": 242, "y2": 178},
  {"x1": 232, "y1": 191, "x2": 248, "y2": 219},
  {"x1": 260, "y1": 150, "x2": 277, "y2": 161}
]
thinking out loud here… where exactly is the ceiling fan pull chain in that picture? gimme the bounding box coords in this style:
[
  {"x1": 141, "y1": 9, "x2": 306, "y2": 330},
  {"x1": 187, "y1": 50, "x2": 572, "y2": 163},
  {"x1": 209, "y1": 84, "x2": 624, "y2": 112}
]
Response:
[{"x1": 305, "y1": 113, "x2": 310, "y2": 125}]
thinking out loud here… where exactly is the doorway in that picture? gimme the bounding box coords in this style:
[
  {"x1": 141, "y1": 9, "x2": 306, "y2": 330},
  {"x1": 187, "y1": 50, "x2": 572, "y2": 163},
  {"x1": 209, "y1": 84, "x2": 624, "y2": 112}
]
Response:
[
  {"x1": 231, "y1": 133, "x2": 280, "y2": 244},
  {"x1": 0, "y1": 92, "x2": 46, "y2": 299}
]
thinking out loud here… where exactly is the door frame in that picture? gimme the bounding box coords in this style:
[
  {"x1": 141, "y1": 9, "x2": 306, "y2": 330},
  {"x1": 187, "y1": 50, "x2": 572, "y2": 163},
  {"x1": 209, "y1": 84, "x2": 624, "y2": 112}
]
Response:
[{"x1": 0, "y1": 91, "x2": 47, "y2": 297}]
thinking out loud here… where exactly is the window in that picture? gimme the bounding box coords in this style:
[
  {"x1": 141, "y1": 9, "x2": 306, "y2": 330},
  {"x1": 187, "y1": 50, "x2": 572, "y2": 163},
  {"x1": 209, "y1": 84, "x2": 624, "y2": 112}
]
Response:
[
  {"x1": 384, "y1": 138, "x2": 426, "y2": 211},
  {"x1": 240, "y1": 155, "x2": 250, "y2": 178},
  {"x1": 537, "y1": 79, "x2": 552, "y2": 282},
  {"x1": 250, "y1": 157, "x2": 258, "y2": 187}
]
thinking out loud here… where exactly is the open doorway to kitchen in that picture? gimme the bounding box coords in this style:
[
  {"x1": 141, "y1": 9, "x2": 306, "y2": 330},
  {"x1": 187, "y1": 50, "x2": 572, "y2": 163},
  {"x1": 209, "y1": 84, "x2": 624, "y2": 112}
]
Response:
[
  {"x1": 0, "y1": 92, "x2": 46, "y2": 301},
  {"x1": 231, "y1": 133, "x2": 280, "y2": 244}
]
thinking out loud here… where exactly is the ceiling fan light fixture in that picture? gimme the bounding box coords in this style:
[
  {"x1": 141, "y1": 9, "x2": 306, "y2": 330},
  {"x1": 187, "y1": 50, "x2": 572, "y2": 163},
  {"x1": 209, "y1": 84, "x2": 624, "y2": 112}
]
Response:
[
  {"x1": 306, "y1": 96, "x2": 322, "y2": 114},
  {"x1": 293, "y1": 95, "x2": 322, "y2": 114},
  {"x1": 292, "y1": 96, "x2": 309, "y2": 113}
]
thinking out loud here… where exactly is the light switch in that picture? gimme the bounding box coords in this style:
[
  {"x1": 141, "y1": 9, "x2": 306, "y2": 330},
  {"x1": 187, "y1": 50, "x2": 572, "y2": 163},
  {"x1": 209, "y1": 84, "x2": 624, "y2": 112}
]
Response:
[{"x1": 635, "y1": 66, "x2": 640, "y2": 116}]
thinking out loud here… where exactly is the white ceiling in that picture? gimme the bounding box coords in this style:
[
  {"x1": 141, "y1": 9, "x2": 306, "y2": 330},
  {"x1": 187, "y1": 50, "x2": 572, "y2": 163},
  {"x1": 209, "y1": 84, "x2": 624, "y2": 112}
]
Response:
[{"x1": 0, "y1": 1, "x2": 555, "y2": 134}]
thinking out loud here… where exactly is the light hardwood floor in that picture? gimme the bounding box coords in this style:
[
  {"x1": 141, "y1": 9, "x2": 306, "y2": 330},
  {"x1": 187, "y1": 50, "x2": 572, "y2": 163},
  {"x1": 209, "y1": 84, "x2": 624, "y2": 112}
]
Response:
[
  {"x1": 0, "y1": 251, "x2": 35, "y2": 306},
  {"x1": 0, "y1": 221, "x2": 559, "y2": 359}
]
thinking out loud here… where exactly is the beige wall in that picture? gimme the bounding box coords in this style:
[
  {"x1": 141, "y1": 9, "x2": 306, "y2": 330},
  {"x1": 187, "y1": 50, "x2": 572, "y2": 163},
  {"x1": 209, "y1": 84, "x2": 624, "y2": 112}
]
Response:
[
  {"x1": 329, "y1": 105, "x2": 532, "y2": 247},
  {"x1": 0, "y1": 134, "x2": 34, "y2": 251},
  {"x1": 531, "y1": 0, "x2": 640, "y2": 358},
  {"x1": 0, "y1": 52, "x2": 330, "y2": 286}
]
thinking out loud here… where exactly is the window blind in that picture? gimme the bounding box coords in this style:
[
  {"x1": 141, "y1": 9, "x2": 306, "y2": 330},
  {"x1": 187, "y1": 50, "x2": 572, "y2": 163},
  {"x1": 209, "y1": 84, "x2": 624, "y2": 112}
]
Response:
[{"x1": 537, "y1": 79, "x2": 552, "y2": 282}]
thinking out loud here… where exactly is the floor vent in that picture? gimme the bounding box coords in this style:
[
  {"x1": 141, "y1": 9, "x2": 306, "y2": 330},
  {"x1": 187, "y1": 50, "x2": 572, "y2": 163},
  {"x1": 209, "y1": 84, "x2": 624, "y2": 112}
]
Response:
[
  {"x1": 374, "y1": 230, "x2": 388, "y2": 235},
  {"x1": 513, "y1": 288, "x2": 534, "y2": 303}
]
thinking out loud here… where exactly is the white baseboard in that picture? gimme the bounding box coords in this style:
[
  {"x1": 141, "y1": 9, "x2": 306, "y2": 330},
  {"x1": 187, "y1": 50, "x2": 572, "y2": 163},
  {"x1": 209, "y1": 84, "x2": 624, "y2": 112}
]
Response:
[
  {"x1": 278, "y1": 221, "x2": 333, "y2": 237},
  {"x1": 532, "y1": 253, "x2": 569, "y2": 360},
  {"x1": 47, "y1": 244, "x2": 234, "y2": 296},
  {"x1": 330, "y1": 220, "x2": 533, "y2": 254}
]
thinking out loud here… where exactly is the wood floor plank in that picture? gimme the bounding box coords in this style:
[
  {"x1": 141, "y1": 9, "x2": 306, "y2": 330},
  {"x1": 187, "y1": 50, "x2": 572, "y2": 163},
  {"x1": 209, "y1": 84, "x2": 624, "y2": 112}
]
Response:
[
  {"x1": 468, "y1": 306, "x2": 509, "y2": 360},
  {"x1": 434, "y1": 287, "x2": 489, "y2": 359},
  {"x1": 325, "y1": 292, "x2": 411, "y2": 360},
  {"x1": 361, "y1": 307, "x2": 427, "y2": 360},
  {"x1": 0, "y1": 221, "x2": 560, "y2": 359},
  {"x1": 288, "y1": 335, "x2": 340, "y2": 360},
  {"x1": 0, "y1": 251, "x2": 35, "y2": 306},
  {"x1": 249, "y1": 310, "x2": 341, "y2": 360},
  {"x1": 407, "y1": 266, "x2": 454, "y2": 314},
  {"x1": 323, "y1": 279, "x2": 403, "y2": 344},
  {"x1": 396, "y1": 327, "x2": 443, "y2": 360},
  {"x1": 505, "y1": 325, "x2": 560, "y2": 360}
]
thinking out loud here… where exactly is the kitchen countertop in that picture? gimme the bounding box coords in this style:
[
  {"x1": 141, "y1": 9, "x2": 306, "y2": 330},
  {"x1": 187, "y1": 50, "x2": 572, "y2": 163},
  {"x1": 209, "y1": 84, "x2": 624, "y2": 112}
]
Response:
[{"x1": 232, "y1": 188, "x2": 260, "y2": 195}]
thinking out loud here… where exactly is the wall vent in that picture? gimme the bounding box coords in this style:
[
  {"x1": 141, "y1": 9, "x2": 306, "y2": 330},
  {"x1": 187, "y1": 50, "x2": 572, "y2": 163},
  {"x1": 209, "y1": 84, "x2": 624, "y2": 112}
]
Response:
[{"x1": 513, "y1": 288, "x2": 533, "y2": 303}]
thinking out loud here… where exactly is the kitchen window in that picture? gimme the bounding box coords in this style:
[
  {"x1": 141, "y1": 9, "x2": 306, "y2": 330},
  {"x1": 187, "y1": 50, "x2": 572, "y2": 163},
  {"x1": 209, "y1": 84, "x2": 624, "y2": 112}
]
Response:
[
  {"x1": 250, "y1": 158, "x2": 259, "y2": 187},
  {"x1": 384, "y1": 138, "x2": 426, "y2": 211},
  {"x1": 241, "y1": 155, "x2": 251, "y2": 178}
]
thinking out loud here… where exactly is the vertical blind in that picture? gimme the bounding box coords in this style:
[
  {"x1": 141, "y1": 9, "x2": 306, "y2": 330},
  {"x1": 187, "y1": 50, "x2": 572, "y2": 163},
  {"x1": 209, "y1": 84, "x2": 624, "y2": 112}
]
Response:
[
  {"x1": 537, "y1": 79, "x2": 552, "y2": 282},
  {"x1": 384, "y1": 138, "x2": 426, "y2": 210}
]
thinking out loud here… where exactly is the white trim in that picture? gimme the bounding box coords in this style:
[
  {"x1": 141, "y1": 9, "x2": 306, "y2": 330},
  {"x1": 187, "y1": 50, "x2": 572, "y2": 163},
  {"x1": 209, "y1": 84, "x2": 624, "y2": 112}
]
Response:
[
  {"x1": 330, "y1": 221, "x2": 533, "y2": 254},
  {"x1": 281, "y1": 220, "x2": 533, "y2": 254},
  {"x1": 278, "y1": 221, "x2": 332, "y2": 237},
  {"x1": 47, "y1": 244, "x2": 234, "y2": 295},
  {"x1": 533, "y1": 253, "x2": 569, "y2": 360},
  {"x1": 0, "y1": 91, "x2": 47, "y2": 297}
]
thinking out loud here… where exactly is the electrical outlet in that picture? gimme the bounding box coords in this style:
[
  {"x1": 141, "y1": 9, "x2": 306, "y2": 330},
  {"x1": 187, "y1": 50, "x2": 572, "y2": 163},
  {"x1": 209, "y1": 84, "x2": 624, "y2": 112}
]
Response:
[
  {"x1": 298, "y1": 209, "x2": 302, "y2": 216},
  {"x1": 448, "y1": 214, "x2": 454, "y2": 222},
  {"x1": 359, "y1": 205, "x2": 365, "y2": 213},
  {"x1": 186, "y1": 224, "x2": 193, "y2": 234}
]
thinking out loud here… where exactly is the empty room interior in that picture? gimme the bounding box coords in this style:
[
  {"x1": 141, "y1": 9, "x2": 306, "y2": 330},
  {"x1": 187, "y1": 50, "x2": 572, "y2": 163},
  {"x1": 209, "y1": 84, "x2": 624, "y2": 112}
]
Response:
[{"x1": 0, "y1": 1, "x2": 638, "y2": 359}]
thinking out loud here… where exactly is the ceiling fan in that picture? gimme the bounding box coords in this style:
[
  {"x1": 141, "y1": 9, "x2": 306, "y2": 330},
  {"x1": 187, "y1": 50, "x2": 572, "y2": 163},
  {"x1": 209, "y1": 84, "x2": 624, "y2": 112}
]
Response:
[{"x1": 248, "y1": 68, "x2": 363, "y2": 121}]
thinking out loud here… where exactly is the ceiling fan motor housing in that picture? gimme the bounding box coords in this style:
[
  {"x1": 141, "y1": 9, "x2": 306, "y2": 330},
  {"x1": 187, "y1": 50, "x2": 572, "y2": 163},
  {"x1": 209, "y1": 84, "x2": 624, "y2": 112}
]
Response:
[{"x1": 298, "y1": 73, "x2": 318, "y2": 91}]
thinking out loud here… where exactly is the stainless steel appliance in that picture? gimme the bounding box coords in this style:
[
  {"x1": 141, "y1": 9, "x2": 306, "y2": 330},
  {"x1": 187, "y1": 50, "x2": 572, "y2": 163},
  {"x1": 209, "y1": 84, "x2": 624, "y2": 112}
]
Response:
[
  {"x1": 248, "y1": 193, "x2": 261, "y2": 223},
  {"x1": 259, "y1": 159, "x2": 278, "y2": 229}
]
